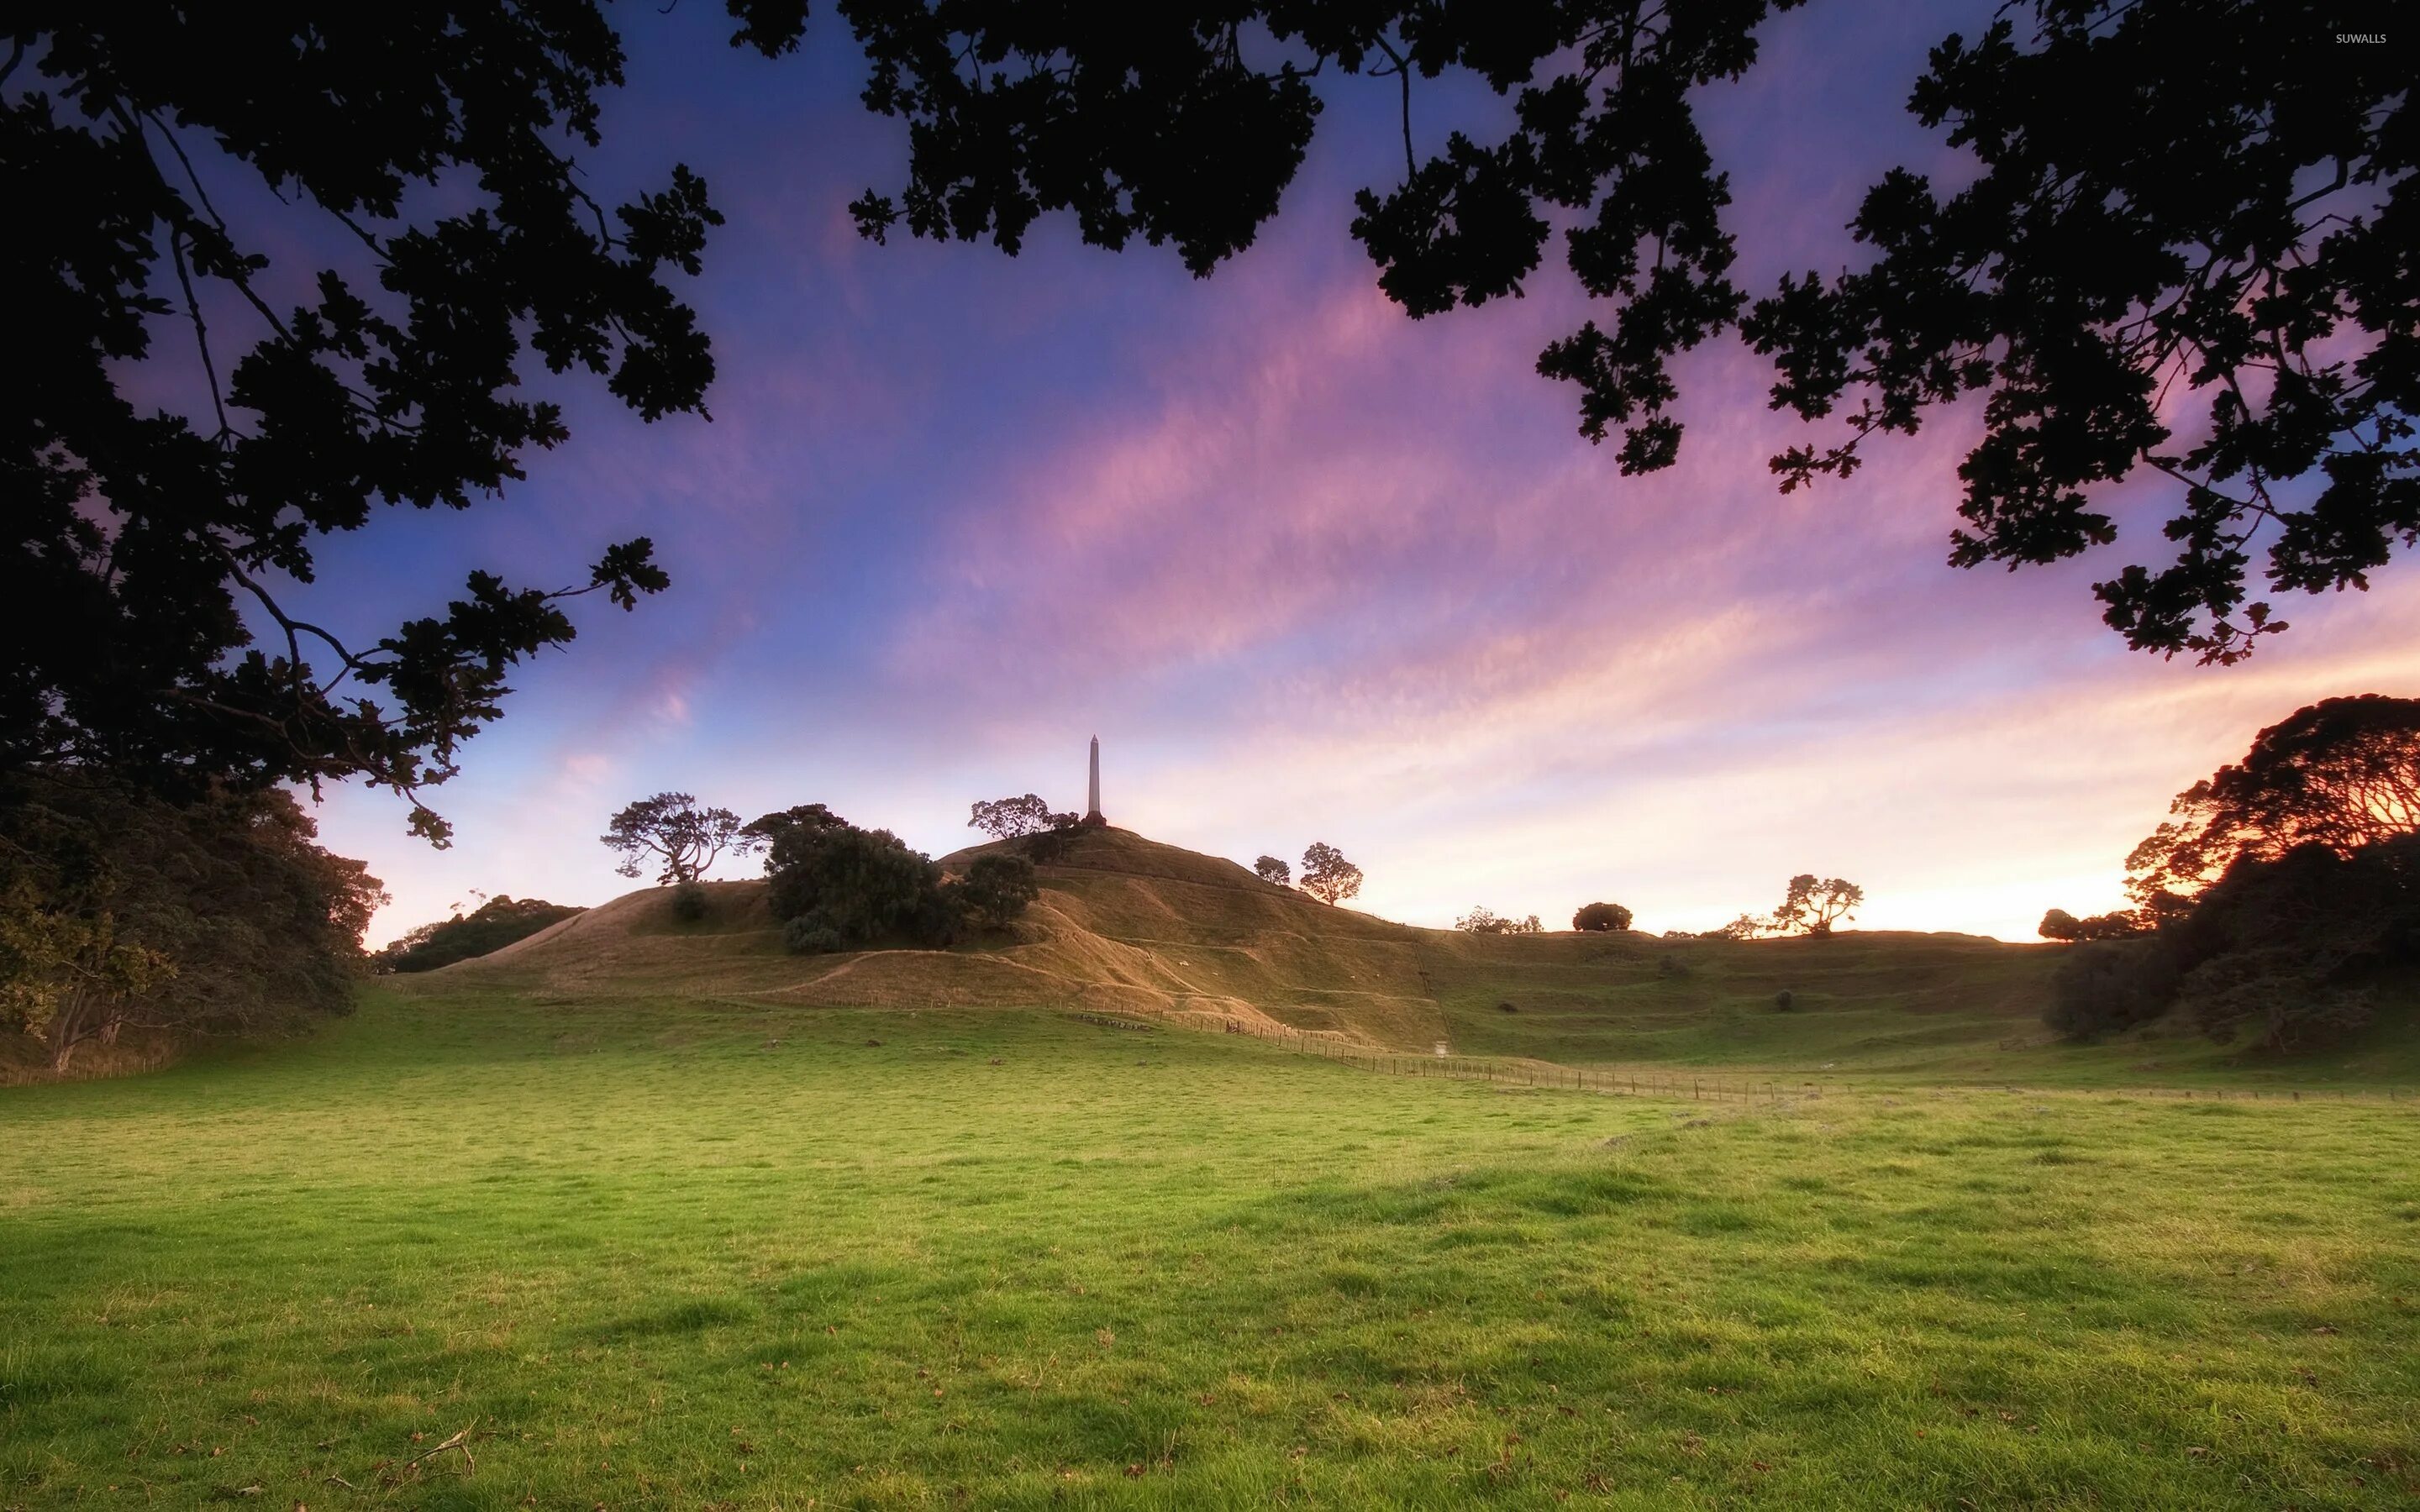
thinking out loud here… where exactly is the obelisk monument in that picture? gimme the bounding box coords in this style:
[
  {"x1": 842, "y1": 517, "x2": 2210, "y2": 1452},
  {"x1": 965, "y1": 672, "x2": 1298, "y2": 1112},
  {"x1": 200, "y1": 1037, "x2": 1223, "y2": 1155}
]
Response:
[{"x1": 1083, "y1": 735, "x2": 1104, "y2": 826}]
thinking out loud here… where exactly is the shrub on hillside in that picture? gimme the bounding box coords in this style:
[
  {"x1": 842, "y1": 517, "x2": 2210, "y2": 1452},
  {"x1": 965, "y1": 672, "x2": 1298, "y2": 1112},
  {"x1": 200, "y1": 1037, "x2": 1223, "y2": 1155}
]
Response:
[
  {"x1": 2165, "y1": 837, "x2": 2418, "y2": 1049},
  {"x1": 1573, "y1": 901, "x2": 1633, "y2": 932},
  {"x1": 1702, "y1": 914, "x2": 1767, "y2": 941},
  {"x1": 1253, "y1": 855, "x2": 1292, "y2": 886},
  {"x1": 957, "y1": 853, "x2": 1039, "y2": 929},
  {"x1": 373, "y1": 895, "x2": 583, "y2": 974},
  {"x1": 765, "y1": 818, "x2": 958, "y2": 950},
  {"x1": 784, "y1": 920, "x2": 847, "y2": 956},
  {"x1": 1457, "y1": 906, "x2": 1543, "y2": 935},
  {"x1": 1023, "y1": 813, "x2": 1085, "y2": 864},
  {"x1": 1774, "y1": 989, "x2": 1795, "y2": 1011},
  {"x1": 670, "y1": 881, "x2": 708, "y2": 921}
]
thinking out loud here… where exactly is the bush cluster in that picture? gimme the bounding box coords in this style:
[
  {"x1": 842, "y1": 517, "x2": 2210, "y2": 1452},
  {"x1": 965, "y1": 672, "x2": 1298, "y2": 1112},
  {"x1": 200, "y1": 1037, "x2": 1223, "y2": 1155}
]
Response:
[
  {"x1": 2045, "y1": 836, "x2": 2418, "y2": 1050},
  {"x1": 1572, "y1": 901, "x2": 1633, "y2": 932},
  {"x1": 755, "y1": 806, "x2": 1042, "y2": 955},
  {"x1": 1456, "y1": 906, "x2": 1542, "y2": 935}
]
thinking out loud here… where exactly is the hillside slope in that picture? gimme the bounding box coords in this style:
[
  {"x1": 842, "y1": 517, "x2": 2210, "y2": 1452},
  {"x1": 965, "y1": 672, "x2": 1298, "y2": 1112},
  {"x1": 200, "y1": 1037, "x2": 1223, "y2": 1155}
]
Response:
[{"x1": 425, "y1": 827, "x2": 2104, "y2": 1073}]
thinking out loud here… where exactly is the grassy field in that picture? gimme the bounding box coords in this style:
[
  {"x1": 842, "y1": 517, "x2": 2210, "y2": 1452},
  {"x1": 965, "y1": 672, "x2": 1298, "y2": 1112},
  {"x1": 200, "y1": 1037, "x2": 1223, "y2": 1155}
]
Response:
[{"x1": 7, "y1": 985, "x2": 2418, "y2": 1509}]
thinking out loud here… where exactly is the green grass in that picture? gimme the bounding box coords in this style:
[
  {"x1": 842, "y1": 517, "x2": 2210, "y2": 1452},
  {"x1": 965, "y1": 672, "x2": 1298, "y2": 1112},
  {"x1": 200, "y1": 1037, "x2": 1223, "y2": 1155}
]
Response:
[
  {"x1": 5, "y1": 986, "x2": 2419, "y2": 1509},
  {"x1": 1425, "y1": 933, "x2": 2420, "y2": 1089}
]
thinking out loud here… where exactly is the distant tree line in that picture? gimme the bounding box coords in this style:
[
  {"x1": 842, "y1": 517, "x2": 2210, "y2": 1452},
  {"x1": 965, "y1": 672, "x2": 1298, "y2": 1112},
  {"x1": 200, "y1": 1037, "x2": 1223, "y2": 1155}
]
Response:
[
  {"x1": 2039, "y1": 696, "x2": 2420, "y2": 1051},
  {"x1": 371, "y1": 895, "x2": 584, "y2": 974}
]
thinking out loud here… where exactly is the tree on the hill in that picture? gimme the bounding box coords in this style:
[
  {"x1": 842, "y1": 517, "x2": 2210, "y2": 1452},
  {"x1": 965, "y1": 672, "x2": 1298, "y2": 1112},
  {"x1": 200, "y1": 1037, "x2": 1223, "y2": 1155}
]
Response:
[
  {"x1": 741, "y1": 804, "x2": 851, "y2": 848},
  {"x1": 2127, "y1": 696, "x2": 2420, "y2": 908},
  {"x1": 970, "y1": 795, "x2": 1075, "y2": 842},
  {"x1": 1298, "y1": 843, "x2": 1363, "y2": 906},
  {"x1": 1770, "y1": 875, "x2": 1861, "y2": 937},
  {"x1": 1706, "y1": 914, "x2": 1770, "y2": 942},
  {"x1": 1573, "y1": 901, "x2": 1633, "y2": 932},
  {"x1": 1253, "y1": 855, "x2": 1292, "y2": 887},
  {"x1": 805, "y1": 0, "x2": 2417, "y2": 664},
  {"x1": 955, "y1": 853, "x2": 1039, "y2": 930},
  {"x1": 600, "y1": 794, "x2": 746, "y2": 885},
  {"x1": 2037, "y1": 907, "x2": 2146, "y2": 943}
]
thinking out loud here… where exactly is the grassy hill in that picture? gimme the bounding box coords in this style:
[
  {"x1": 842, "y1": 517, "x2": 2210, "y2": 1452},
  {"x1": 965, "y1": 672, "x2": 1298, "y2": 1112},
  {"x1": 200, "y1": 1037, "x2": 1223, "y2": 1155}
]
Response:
[
  {"x1": 430, "y1": 827, "x2": 2419, "y2": 1087},
  {"x1": 9, "y1": 832, "x2": 2419, "y2": 1507}
]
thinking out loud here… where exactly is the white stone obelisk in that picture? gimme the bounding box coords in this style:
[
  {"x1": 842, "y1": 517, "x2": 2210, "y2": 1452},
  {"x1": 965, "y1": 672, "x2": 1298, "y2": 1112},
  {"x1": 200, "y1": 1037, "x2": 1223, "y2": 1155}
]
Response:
[{"x1": 1085, "y1": 735, "x2": 1102, "y2": 823}]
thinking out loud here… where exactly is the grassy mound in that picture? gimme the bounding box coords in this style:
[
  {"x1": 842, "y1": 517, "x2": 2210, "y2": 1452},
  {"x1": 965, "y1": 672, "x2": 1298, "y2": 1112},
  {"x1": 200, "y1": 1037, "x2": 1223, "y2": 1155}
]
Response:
[{"x1": 429, "y1": 827, "x2": 2420, "y2": 1084}]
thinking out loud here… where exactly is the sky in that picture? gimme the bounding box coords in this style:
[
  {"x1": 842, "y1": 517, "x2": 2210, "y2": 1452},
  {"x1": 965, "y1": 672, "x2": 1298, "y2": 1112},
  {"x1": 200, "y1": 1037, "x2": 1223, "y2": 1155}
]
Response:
[{"x1": 265, "y1": 1, "x2": 2420, "y2": 946}]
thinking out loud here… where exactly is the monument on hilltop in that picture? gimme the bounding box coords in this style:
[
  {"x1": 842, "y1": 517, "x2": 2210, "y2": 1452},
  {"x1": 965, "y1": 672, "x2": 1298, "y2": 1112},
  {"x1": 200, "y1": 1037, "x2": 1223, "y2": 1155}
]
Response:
[{"x1": 1081, "y1": 735, "x2": 1107, "y2": 827}]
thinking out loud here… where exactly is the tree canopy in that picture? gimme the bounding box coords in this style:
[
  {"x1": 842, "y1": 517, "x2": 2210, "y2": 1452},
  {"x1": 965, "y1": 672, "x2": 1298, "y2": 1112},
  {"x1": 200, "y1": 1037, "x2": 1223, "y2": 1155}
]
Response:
[
  {"x1": 1253, "y1": 855, "x2": 1292, "y2": 886},
  {"x1": 1572, "y1": 900, "x2": 1633, "y2": 932},
  {"x1": 599, "y1": 793, "x2": 749, "y2": 885},
  {"x1": 760, "y1": 811, "x2": 957, "y2": 950},
  {"x1": 796, "y1": 0, "x2": 2415, "y2": 664},
  {"x1": 956, "y1": 852, "x2": 1039, "y2": 929},
  {"x1": 969, "y1": 795, "x2": 1074, "y2": 842},
  {"x1": 8, "y1": 7, "x2": 711, "y2": 842},
  {"x1": 1771, "y1": 874, "x2": 1861, "y2": 937},
  {"x1": 1298, "y1": 842, "x2": 1364, "y2": 906},
  {"x1": 2128, "y1": 694, "x2": 2420, "y2": 905}
]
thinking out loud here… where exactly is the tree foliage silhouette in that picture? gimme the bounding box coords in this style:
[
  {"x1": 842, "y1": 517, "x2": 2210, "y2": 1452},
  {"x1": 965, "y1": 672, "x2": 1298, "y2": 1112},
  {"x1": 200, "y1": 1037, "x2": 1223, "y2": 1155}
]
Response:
[
  {"x1": 1298, "y1": 842, "x2": 1363, "y2": 906},
  {"x1": 969, "y1": 795, "x2": 1072, "y2": 842},
  {"x1": 796, "y1": 0, "x2": 2414, "y2": 662},
  {"x1": 600, "y1": 793, "x2": 748, "y2": 885},
  {"x1": 1771, "y1": 874, "x2": 1861, "y2": 937},
  {"x1": 1572, "y1": 901, "x2": 1633, "y2": 932},
  {"x1": 2127, "y1": 694, "x2": 2420, "y2": 906},
  {"x1": 7, "y1": 8, "x2": 722, "y2": 841}
]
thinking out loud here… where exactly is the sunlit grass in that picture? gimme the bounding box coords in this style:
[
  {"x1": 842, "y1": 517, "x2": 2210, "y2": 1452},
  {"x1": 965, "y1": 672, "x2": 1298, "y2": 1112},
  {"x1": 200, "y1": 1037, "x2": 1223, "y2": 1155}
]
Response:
[{"x1": 4, "y1": 988, "x2": 2417, "y2": 1509}]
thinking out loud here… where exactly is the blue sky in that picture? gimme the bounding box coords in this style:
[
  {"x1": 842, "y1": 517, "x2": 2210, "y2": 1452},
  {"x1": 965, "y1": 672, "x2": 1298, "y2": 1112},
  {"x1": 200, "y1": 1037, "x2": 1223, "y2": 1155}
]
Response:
[{"x1": 271, "y1": 2, "x2": 2418, "y2": 942}]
